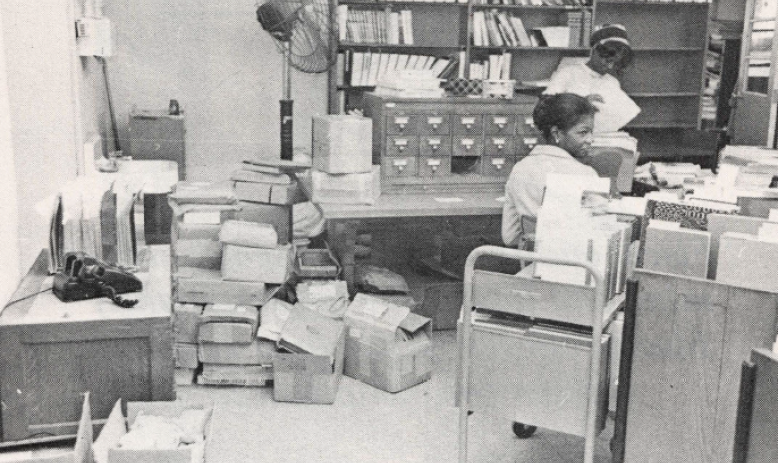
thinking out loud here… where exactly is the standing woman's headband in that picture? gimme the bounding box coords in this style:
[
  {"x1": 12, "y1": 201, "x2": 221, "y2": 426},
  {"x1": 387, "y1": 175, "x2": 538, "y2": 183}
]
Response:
[{"x1": 589, "y1": 24, "x2": 631, "y2": 48}]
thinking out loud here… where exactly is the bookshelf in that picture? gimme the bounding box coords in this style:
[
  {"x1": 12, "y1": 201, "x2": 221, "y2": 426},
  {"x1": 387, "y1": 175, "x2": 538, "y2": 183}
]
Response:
[{"x1": 329, "y1": 0, "x2": 713, "y2": 159}]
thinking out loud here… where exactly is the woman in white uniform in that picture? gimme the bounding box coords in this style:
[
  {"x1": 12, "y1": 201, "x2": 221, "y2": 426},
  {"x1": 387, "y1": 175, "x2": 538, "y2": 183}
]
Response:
[
  {"x1": 502, "y1": 93, "x2": 599, "y2": 248},
  {"x1": 543, "y1": 24, "x2": 633, "y2": 105}
]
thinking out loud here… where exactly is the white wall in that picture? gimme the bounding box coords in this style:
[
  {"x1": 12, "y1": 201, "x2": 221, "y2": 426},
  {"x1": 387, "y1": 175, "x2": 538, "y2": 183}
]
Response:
[
  {"x1": 104, "y1": 0, "x2": 328, "y2": 181},
  {"x1": 0, "y1": 5, "x2": 19, "y2": 304},
  {"x1": 1, "y1": 0, "x2": 81, "y2": 276}
]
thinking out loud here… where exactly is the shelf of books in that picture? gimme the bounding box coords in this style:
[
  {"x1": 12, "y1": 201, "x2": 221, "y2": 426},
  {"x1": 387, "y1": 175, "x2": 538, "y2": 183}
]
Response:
[{"x1": 331, "y1": 0, "x2": 713, "y2": 142}]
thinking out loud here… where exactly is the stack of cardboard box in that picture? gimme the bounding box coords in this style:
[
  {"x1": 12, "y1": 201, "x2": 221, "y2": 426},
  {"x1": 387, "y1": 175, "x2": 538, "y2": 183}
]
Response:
[
  {"x1": 311, "y1": 114, "x2": 380, "y2": 205},
  {"x1": 219, "y1": 220, "x2": 293, "y2": 285},
  {"x1": 197, "y1": 304, "x2": 276, "y2": 386}
]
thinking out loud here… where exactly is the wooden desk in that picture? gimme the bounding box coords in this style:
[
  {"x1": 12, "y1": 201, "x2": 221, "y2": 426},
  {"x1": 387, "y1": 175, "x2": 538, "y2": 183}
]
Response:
[
  {"x1": 316, "y1": 192, "x2": 504, "y2": 291},
  {"x1": 316, "y1": 192, "x2": 504, "y2": 220},
  {"x1": 0, "y1": 246, "x2": 174, "y2": 443}
]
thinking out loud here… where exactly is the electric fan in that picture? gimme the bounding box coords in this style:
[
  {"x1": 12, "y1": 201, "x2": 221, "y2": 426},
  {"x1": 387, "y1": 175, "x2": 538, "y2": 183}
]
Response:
[{"x1": 257, "y1": 0, "x2": 336, "y2": 160}]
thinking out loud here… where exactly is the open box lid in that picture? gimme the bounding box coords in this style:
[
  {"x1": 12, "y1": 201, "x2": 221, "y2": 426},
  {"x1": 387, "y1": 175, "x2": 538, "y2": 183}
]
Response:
[
  {"x1": 346, "y1": 294, "x2": 431, "y2": 340},
  {"x1": 278, "y1": 306, "x2": 345, "y2": 364}
]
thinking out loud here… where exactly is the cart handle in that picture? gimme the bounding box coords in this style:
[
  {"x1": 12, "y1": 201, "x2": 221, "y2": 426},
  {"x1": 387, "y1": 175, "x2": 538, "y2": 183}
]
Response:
[{"x1": 458, "y1": 245, "x2": 605, "y2": 463}]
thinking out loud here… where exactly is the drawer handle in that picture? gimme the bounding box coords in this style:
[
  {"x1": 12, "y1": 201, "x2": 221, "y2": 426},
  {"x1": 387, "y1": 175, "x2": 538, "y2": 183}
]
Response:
[
  {"x1": 494, "y1": 117, "x2": 507, "y2": 130},
  {"x1": 509, "y1": 289, "x2": 542, "y2": 300},
  {"x1": 153, "y1": 142, "x2": 161, "y2": 151},
  {"x1": 461, "y1": 139, "x2": 474, "y2": 150},
  {"x1": 492, "y1": 159, "x2": 505, "y2": 170},
  {"x1": 427, "y1": 159, "x2": 441, "y2": 172},
  {"x1": 397, "y1": 145, "x2": 406, "y2": 152}
]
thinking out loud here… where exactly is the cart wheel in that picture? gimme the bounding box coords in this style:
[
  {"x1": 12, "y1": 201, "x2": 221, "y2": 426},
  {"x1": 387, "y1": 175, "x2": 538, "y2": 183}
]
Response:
[{"x1": 512, "y1": 422, "x2": 537, "y2": 438}]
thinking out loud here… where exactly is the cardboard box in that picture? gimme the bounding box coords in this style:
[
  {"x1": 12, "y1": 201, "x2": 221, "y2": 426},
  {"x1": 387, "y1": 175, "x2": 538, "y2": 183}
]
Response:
[
  {"x1": 234, "y1": 180, "x2": 272, "y2": 203},
  {"x1": 273, "y1": 307, "x2": 346, "y2": 404},
  {"x1": 221, "y1": 244, "x2": 293, "y2": 284},
  {"x1": 295, "y1": 247, "x2": 341, "y2": 278},
  {"x1": 198, "y1": 323, "x2": 254, "y2": 344},
  {"x1": 198, "y1": 339, "x2": 276, "y2": 365},
  {"x1": 94, "y1": 400, "x2": 213, "y2": 463},
  {"x1": 343, "y1": 294, "x2": 433, "y2": 392},
  {"x1": 312, "y1": 114, "x2": 372, "y2": 174},
  {"x1": 174, "y1": 342, "x2": 199, "y2": 369},
  {"x1": 169, "y1": 180, "x2": 236, "y2": 205},
  {"x1": 200, "y1": 304, "x2": 259, "y2": 334},
  {"x1": 311, "y1": 166, "x2": 381, "y2": 205},
  {"x1": 269, "y1": 182, "x2": 305, "y2": 206},
  {"x1": 0, "y1": 393, "x2": 92, "y2": 462},
  {"x1": 198, "y1": 364, "x2": 273, "y2": 387},
  {"x1": 174, "y1": 267, "x2": 272, "y2": 305},
  {"x1": 295, "y1": 280, "x2": 350, "y2": 319},
  {"x1": 173, "y1": 303, "x2": 204, "y2": 343},
  {"x1": 219, "y1": 220, "x2": 277, "y2": 248},
  {"x1": 236, "y1": 201, "x2": 291, "y2": 245}
]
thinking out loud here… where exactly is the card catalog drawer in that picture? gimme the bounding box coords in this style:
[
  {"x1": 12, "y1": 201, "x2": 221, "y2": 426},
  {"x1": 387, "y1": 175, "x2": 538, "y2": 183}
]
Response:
[
  {"x1": 419, "y1": 157, "x2": 451, "y2": 177},
  {"x1": 484, "y1": 136, "x2": 514, "y2": 157},
  {"x1": 386, "y1": 115, "x2": 420, "y2": 134},
  {"x1": 453, "y1": 115, "x2": 484, "y2": 135},
  {"x1": 485, "y1": 114, "x2": 516, "y2": 135},
  {"x1": 382, "y1": 156, "x2": 418, "y2": 177},
  {"x1": 516, "y1": 135, "x2": 538, "y2": 156},
  {"x1": 385, "y1": 135, "x2": 419, "y2": 157},
  {"x1": 482, "y1": 156, "x2": 515, "y2": 177},
  {"x1": 419, "y1": 114, "x2": 451, "y2": 135},
  {"x1": 453, "y1": 136, "x2": 483, "y2": 157},
  {"x1": 419, "y1": 136, "x2": 453, "y2": 157},
  {"x1": 516, "y1": 115, "x2": 542, "y2": 136}
]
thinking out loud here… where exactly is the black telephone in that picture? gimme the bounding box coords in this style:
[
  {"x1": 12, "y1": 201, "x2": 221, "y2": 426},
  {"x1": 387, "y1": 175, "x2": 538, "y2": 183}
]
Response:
[{"x1": 53, "y1": 252, "x2": 143, "y2": 308}]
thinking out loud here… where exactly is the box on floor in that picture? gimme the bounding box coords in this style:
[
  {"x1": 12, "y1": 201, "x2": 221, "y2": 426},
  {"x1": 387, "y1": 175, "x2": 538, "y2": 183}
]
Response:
[
  {"x1": 198, "y1": 338, "x2": 276, "y2": 365},
  {"x1": 198, "y1": 304, "x2": 259, "y2": 344},
  {"x1": 274, "y1": 306, "x2": 346, "y2": 404},
  {"x1": 173, "y1": 303, "x2": 204, "y2": 343},
  {"x1": 0, "y1": 393, "x2": 92, "y2": 462},
  {"x1": 174, "y1": 342, "x2": 199, "y2": 369},
  {"x1": 344, "y1": 294, "x2": 433, "y2": 392},
  {"x1": 174, "y1": 267, "x2": 276, "y2": 305},
  {"x1": 221, "y1": 244, "x2": 293, "y2": 284},
  {"x1": 198, "y1": 364, "x2": 273, "y2": 387},
  {"x1": 93, "y1": 400, "x2": 213, "y2": 463}
]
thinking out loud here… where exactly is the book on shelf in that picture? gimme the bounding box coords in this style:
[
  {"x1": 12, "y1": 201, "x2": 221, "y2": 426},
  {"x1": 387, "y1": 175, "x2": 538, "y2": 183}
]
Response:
[
  {"x1": 339, "y1": 7, "x2": 413, "y2": 45},
  {"x1": 347, "y1": 51, "x2": 455, "y2": 87}
]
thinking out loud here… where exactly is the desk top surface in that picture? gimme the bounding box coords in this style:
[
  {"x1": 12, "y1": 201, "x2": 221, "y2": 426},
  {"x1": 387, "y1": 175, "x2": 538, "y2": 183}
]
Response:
[
  {"x1": 1, "y1": 246, "x2": 171, "y2": 325},
  {"x1": 316, "y1": 192, "x2": 506, "y2": 219}
]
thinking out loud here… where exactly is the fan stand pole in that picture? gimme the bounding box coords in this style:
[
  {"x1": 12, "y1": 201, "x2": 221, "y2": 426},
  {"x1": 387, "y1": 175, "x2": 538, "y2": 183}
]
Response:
[{"x1": 280, "y1": 42, "x2": 294, "y2": 161}]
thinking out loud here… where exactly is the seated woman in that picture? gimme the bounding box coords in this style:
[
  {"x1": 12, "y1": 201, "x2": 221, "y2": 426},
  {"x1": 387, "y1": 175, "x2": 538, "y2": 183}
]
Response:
[{"x1": 502, "y1": 93, "x2": 599, "y2": 249}]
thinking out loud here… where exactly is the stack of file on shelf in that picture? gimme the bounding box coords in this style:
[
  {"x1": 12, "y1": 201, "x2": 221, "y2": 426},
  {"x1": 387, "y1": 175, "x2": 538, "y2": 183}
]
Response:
[
  {"x1": 347, "y1": 52, "x2": 456, "y2": 87},
  {"x1": 375, "y1": 69, "x2": 444, "y2": 98},
  {"x1": 337, "y1": 6, "x2": 414, "y2": 45},
  {"x1": 471, "y1": 9, "x2": 591, "y2": 47}
]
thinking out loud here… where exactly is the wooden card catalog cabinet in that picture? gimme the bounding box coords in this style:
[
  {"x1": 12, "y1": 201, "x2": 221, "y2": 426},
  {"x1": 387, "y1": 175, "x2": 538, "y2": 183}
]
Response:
[{"x1": 362, "y1": 93, "x2": 539, "y2": 192}]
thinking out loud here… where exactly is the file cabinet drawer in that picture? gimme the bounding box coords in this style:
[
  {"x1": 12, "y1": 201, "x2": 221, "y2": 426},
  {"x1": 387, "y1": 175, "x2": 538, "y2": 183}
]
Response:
[
  {"x1": 453, "y1": 115, "x2": 484, "y2": 135},
  {"x1": 453, "y1": 136, "x2": 483, "y2": 157},
  {"x1": 482, "y1": 156, "x2": 514, "y2": 177},
  {"x1": 419, "y1": 115, "x2": 451, "y2": 135},
  {"x1": 386, "y1": 136, "x2": 419, "y2": 157},
  {"x1": 517, "y1": 115, "x2": 541, "y2": 136},
  {"x1": 382, "y1": 156, "x2": 418, "y2": 177},
  {"x1": 386, "y1": 115, "x2": 420, "y2": 134},
  {"x1": 516, "y1": 135, "x2": 539, "y2": 157},
  {"x1": 484, "y1": 136, "x2": 514, "y2": 157},
  {"x1": 419, "y1": 157, "x2": 451, "y2": 177},
  {"x1": 420, "y1": 136, "x2": 453, "y2": 157},
  {"x1": 485, "y1": 115, "x2": 515, "y2": 135}
]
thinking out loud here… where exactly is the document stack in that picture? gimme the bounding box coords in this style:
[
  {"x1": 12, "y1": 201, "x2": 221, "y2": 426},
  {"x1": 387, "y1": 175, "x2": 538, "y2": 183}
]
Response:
[{"x1": 374, "y1": 69, "x2": 444, "y2": 99}]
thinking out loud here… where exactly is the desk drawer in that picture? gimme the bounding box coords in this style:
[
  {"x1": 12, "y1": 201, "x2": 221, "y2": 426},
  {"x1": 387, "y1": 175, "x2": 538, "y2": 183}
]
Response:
[
  {"x1": 420, "y1": 136, "x2": 452, "y2": 157},
  {"x1": 386, "y1": 115, "x2": 420, "y2": 135},
  {"x1": 382, "y1": 156, "x2": 418, "y2": 177},
  {"x1": 485, "y1": 115, "x2": 516, "y2": 135},
  {"x1": 453, "y1": 115, "x2": 484, "y2": 135},
  {"x1": 386, "y1": 136, "x2": 419, "y2": 157},
  {"x1": 419, "y1": 157, "x2": 451, "y2": 177},
  {"x1": 484, "y1": 136, "x2": 514, "y2": 157},
  {"x1": 419, "y1": 115, "x2": 451, "y2": 135},
  {"x1": 482, "y1": 156, "x2": 514, "y2": 177},
  {"x1": 453, "y1": 136, "x2": 483, "y2": 157}
]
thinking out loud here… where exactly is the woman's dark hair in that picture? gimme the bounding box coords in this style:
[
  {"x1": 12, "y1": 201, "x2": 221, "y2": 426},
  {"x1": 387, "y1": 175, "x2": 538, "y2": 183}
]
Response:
[
  {"x1": 593, "y1": 41, "x2": 633, "y2": 74},
  {"x1": 532, "y1": 93, "x2": 598, "y2": 139}
]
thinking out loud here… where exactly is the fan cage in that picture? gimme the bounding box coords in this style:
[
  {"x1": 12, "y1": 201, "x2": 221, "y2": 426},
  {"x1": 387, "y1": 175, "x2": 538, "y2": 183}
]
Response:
[{"x1": 262, "y1": 0, "x2": 336, "y2": 74}]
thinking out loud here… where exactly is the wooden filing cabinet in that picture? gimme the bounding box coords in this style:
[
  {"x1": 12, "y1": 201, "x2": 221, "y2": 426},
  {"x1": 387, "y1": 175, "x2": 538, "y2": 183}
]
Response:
[
  {"x1": 362, "y1": 93, "x2": 539, "y2": 192},
  {"x1": 0, "y1": 247, "x2": 174, "y2": 443}
]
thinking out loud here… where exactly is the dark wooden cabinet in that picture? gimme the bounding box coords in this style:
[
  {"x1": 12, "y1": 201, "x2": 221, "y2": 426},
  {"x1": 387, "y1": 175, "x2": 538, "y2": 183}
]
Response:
[
  {"x1": 128, "y1": 110, "x2": 186, "y2": 180},
  {"x1": 0, "y1": 247, "x2": 174, "y2": 443}
]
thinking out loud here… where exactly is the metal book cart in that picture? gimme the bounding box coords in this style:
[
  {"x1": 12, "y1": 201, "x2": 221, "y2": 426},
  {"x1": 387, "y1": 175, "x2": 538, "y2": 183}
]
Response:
[{"x1": 457, "y1": 245, "x2": 620, "y2": 463}]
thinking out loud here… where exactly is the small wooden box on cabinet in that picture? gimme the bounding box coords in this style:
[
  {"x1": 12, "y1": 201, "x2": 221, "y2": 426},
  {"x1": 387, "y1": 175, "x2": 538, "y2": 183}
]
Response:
[
  {"x1": 128, "y1": 109, "x2": 186, "y2": 180},
  {"x1": 362, "y1": 93, "x2": 539, "y2": 193}
]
